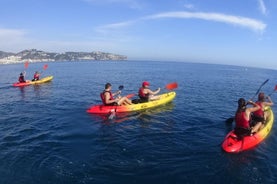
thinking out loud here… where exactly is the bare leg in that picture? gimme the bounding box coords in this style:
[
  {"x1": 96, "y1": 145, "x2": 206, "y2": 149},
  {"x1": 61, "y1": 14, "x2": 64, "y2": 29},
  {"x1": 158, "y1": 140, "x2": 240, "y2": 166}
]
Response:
[{"x1": 251, "y1": 122, "x2": 263, "y2": 133}]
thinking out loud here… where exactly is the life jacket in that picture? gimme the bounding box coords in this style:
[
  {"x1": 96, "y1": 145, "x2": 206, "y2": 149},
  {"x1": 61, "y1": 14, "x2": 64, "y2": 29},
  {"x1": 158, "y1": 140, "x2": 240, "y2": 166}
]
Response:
[
  {"x1": 235, "y1": 111, "x2": 250, "y2": 129},
  {"x1": 253, "y1": 101, "x2": 264, "y2": 117},
  {"x1": 33, "y1": 73, "x2": 40, "y2": 80},
  {"x1": 100, "y1": 90, "x2": 114, "y2": 105},
  {"x1": 18, "y1": 76, "x2": 25, "y2": 83},
  {"x1": 138, "y1": 87, "x2": 149, "y2": 99}
]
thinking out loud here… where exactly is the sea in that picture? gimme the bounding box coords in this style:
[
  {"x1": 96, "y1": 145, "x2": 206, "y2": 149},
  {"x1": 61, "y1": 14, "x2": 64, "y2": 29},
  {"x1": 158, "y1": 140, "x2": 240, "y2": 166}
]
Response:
[{"x1": 0, "y1": 60, "x2": 276, "y2": 184}]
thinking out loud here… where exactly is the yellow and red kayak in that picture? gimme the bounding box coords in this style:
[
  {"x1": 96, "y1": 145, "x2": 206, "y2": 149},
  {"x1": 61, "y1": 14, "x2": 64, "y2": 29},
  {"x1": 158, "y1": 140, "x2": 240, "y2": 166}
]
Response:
[
  {"x1": 222, "y1": 107, "x2": 274, "y2": 153},
  {"x1": 87, "y1": 91, "x2": 176, "y2": 114},
  {"x1": 13, "y1": 76, "x2": 54, "y2": 87}
]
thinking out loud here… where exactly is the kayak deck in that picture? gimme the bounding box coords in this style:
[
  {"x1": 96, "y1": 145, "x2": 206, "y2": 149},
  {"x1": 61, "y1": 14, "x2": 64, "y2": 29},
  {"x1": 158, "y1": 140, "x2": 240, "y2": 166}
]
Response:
[
  {"x1": 87, "y1": 91, "x2": 176, "y2": 114},
  {"x1": 13, "y1": 76, "x2": 53, "y2": 87},
  {"x1": 222, "y1": 107, "x2": 274, "y2": 153}
]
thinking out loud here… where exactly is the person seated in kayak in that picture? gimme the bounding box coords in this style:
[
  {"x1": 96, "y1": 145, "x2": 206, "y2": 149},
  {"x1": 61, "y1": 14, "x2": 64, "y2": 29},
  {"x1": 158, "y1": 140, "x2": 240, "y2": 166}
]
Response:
[
  {"x1": 138, "y1": 81, "x2": 161, "y2": 103},
  {"x1": 101, "y1": 83, "x2": 132, "y2": 106},
  {"x1": 234, "y1": 98, "x2": 262, "y2": 138},
  {"x1": 32, "y1": 71, "x2": 40, "y2": 81},
  {"x1": 252, "y1": 92, "x2": 274, "y2": 126},
  {"x1": 18, "y1": 72, "x2": 26, "y2": 83}
]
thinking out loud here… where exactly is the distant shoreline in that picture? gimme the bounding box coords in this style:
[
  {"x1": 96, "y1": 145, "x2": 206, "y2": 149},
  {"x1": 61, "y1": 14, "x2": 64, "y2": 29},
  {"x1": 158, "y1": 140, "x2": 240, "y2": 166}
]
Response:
[{"x1": 0, "y1": 49, "x2": 127, "y2": 65}]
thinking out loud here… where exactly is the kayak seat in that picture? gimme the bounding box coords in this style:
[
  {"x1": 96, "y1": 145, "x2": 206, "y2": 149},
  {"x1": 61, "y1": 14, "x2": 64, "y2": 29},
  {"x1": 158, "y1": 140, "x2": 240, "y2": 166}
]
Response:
[{"x1": 234, "y1": 127, "x2": 251, "y2": 140}]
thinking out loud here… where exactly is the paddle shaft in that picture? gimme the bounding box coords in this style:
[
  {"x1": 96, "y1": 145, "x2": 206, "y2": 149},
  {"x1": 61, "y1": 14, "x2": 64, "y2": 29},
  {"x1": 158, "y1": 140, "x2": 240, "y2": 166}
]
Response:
[{"x1": 226, "y1": 79, "x2": 269, "y2": 123}]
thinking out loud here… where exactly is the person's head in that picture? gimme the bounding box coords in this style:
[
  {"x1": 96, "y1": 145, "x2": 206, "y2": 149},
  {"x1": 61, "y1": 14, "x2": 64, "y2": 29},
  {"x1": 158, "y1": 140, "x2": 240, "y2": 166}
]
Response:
[
  {"x1": 35, "y1": 71, "x2": 38, "y2": 74},
  {"x1": 142, "y1": 81, "x2": 150, "y2": 88},
  {"x1": 237, "y1": 98, "x2": 246, "y2": 110},
  {"x1": 20, "y1": 73, "x2": 23, "y2": 76},
  {"x1": 258, "y1": 92, "x2": 265, "y2": 101},
  {"x1": 105, "y1": 83, "x2": 112, "y2": 90}
]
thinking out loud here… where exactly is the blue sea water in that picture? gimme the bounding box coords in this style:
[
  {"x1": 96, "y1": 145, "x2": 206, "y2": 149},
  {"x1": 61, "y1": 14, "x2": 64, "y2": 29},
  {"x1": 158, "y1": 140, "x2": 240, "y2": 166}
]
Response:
[{"x1": 0, "y1": 60, "x2": 277, "y2": 184}]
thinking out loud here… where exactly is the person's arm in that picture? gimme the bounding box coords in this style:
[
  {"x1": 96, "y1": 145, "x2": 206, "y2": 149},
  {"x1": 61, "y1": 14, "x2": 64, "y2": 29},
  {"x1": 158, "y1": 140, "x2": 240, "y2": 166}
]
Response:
[
  {"x1": 147, "y1": 88, "x2": 160, "y2": 95},
  {"x1": 112, "y1": 90, "x2": 121, "y2": 97},
  {"x1": 264, "y1": 96, "x2": 273, "y2": 106},
  {"x1": 247, "y1": 100, "x2": 260, "y2": 113}
]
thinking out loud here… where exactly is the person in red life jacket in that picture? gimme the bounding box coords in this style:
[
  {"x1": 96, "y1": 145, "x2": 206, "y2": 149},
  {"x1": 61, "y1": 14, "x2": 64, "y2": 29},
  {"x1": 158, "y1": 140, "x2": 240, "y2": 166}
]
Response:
[
  {"x1": 234, "y1": 98, "x2": 261, "y2": 138},
  {"x1": 18, "y1": 72, "x2": 26, "y2": 83},
  {"x1": 138, "y1": 81, "x2": 161, "y2": 102},
  {"x1": 252, "y1": 92, "x2": 274, "y2": 126},
  {"x1": 100, "y1": 83, "x2": 132, "y2": 106},
  {"x1": 32, "y1": 71, "x2": 40, "y2": 81}
]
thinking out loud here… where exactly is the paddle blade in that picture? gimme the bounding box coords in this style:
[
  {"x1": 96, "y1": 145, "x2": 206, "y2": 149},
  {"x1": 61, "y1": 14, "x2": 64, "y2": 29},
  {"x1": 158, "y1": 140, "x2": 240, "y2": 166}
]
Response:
[
  {"x1": 225, "y1": 117, "x2": 234, "y2": 124},
  {"x1": 118, "y1": 85, "x2": 124, "y2": 90},
  {"x1": 126, "y1": 94, "x2": 136, "y2": 98},
  {"x1": 24, "y1": 61, "x2": 29, "y2": 68},
  {"x1": 165, "y1": 82, "x2": 178, "y2": 90},
  {"x1": 43, "y1": 64, "x2": 48, "y2": 70}
]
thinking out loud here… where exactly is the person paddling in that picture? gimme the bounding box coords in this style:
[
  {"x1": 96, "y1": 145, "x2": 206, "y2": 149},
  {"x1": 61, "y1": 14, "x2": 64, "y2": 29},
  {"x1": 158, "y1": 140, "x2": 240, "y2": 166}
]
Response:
[
  {"x1": 252, "y1": 92, "x2": 274, "y2": 127},
  {"x1": 138, "y1": 81, "x2": 160, "y2": 102},
  {"x1": 234, "y1": 98, "x2": 262, "y2": 138},
  {"x1": 18, "y1": 72, "x2": 26, "y2": 83},
  {"x1": 32, "y1": 71, "x2": 40, "y2": 81},
  {"x1": 100, "y1": 83, "x2": 132, "y2": 106}
]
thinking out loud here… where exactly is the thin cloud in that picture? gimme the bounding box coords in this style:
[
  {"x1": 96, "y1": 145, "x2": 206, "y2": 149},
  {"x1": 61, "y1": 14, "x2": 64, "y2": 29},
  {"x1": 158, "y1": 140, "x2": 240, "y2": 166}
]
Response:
[
  {"x1": 97, "y1": 11, "x2": 266, "y2": 34},
  {"x1": 0, "y1": 28, "x2": 26, "y2": 38},
  {"x1": 95, "y1": 20, "x2": 136, "y2": 33},
  {"x1": 258, "y1": 0, "x2": 267, "y2": 15},
  {"x1": 146, "y1": 11, "x2": 266, "y2": 33}
]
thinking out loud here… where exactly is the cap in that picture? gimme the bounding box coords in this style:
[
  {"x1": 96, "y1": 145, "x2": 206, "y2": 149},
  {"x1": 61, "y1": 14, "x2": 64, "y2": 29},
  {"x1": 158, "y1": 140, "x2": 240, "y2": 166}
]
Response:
[{"x1": 142, "y1": 81, "x2": 150, "y2": 87}]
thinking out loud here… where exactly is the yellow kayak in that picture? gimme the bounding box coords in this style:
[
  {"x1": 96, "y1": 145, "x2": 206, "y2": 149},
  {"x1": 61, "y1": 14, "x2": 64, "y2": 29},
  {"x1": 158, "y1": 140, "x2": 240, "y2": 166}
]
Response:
[
  {"x1": 87, "y1": 91, "x2": 176, "y2": 114},
  {"x1": 13, "y1": 76, "x2": 54, "y2": 87}
]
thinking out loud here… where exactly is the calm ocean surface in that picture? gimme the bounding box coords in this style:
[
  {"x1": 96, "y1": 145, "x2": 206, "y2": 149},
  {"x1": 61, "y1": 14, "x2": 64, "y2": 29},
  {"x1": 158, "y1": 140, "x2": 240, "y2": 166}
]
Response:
[{"x1": 0, "y1": 60, "x2": 277, "y2": 184}]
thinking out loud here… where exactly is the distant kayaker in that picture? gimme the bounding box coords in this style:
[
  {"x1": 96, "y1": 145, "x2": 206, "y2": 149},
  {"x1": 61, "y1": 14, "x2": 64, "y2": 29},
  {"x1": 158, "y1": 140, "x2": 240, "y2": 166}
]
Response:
[
  {"x1": 18, "y1": 72, "x2": 26, "y2": 83},
  {"x1": 138, "y1": 81, "x2": 160, "y2": 102},
  {"x1": 252, "y1": 92, "x2": 274, "y2": 126},
  {"x1": 234, "y1": 98, "x2": 262, "y2": 138},
  {"x1": 101, "y1": 83, "x2": 132, "y2": 106},
  {"x1": 32, "y1": 71, "x2": 40, "y2": 81}
]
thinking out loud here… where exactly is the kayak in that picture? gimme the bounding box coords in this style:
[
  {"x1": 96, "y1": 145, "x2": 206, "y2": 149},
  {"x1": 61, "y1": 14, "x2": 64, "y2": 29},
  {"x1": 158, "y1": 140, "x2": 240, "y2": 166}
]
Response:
[
  {"x1": 87, "y1": 91, "x2": 176, "y2": 114},
  {"x1": 13, "y1": 76, "x2": 54, "y2": 87},
  {"x1": 222, "y1": 107, "x2": 274, "y2": 153}
]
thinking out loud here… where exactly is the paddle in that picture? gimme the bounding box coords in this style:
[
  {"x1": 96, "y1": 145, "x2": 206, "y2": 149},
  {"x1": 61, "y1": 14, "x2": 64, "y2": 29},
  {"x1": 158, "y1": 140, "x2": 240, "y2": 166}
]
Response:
[
  {"x1": 250, "y1": 79, "x2": 269, "y2": 101},
  {"x1": 40, "y1": 64, "x2": 48, "y2": 75},
  {"x1": 108, "y1": 85, "x2": 124, "y2": 119},
  {"x1": 165, "y1": 82, "x2": 178, "y2": 90},
  {"x1": 225, "y1": 79, "x2": 269, "y2": 124},
  {"x1": 24, "y1": 61, "x2": 29, "y2": 69},
  {"x1": 126, "y1": 82, "x2": 178, "y2": 99}
]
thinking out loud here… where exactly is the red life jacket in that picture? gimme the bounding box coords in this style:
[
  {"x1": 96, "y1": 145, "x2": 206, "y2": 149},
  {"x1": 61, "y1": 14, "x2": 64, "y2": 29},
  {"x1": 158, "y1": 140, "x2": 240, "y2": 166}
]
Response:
[
  {"x1": 33, "y1": 73, "x2": 40, "y2": 80},
  {"x1": 138, "y1": 87, "x2": 149, "y2": 99},
  {"x1": 235, "y1": 111, "x2": 250, "y2": 129},
  {"x1": 18, "y1": 76, "x2": 25, "y2": 83},
  {"x1": 253, "y1": 101, "x2": 264, "y2": 117},
  {"x1": 100, "y1": 91, "x2": 114, "y2": 105}
]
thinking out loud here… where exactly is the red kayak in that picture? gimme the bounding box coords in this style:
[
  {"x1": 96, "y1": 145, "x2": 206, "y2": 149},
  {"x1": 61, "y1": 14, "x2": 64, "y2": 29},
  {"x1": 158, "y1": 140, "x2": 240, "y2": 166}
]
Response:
[{"x1": 222, "y1": 107, "x2": 274, "y2": 153}]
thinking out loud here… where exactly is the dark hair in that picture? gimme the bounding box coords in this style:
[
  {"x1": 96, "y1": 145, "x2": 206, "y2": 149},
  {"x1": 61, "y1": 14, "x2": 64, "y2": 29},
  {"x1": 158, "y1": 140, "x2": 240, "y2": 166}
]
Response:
[
  {"x1": 237, "y1": 98, "x2": 246, "y2": 113},
  {"x1": 105, "y1": 83, "x2": 111, "y2": 89},
  {"x1": 258, "y1": 92, "x2": 265, "y2": 101}
]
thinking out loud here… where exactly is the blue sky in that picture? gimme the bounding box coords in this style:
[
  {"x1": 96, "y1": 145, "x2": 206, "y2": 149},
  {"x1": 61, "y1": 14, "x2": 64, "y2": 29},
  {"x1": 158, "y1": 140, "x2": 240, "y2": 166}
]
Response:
[{"x1": 0, "y1": 0, "x2": 276, "y2": 69}]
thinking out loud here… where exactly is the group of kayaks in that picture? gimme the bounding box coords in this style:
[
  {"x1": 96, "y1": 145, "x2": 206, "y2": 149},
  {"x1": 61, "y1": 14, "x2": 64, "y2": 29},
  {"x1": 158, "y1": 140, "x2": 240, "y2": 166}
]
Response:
[{"x1": 11, "y1": 66, "x2": 274, "y2": 154}]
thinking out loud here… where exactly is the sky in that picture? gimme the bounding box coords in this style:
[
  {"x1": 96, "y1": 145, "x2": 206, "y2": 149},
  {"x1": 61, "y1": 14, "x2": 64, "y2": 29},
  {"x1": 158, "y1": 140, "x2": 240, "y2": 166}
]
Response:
[{"x1": 0, "y1": 0, "x2": 276, "y2": 69}]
